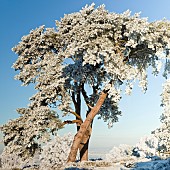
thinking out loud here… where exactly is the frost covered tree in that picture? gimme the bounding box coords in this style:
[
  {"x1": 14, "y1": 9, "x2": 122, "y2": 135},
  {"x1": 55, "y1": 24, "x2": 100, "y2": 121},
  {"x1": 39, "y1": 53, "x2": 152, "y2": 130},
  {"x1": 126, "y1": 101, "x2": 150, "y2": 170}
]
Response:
[
  {"x1": 153, "y1": 79, "x2": 170, "y2": 156},
  {"x1": 3, "y1": 3, "x2": 170, "y2": 163}
]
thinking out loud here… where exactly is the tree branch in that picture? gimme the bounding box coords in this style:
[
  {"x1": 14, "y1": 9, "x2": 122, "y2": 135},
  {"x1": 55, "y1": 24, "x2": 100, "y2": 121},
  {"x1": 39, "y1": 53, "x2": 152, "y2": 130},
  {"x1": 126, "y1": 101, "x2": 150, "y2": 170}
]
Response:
[
  {"x1": 69, "y1": 110, "x2": 83, "y2": 121},
  {"x1": 63, "y1": 119, "x2": 82, "y2": 126},
  {"x1": 87, "y1": 104, "x2": 93, "y2": 109},
  {"x1": 92, "y1": 84, "x2": 99, "y2": 95},
  {"x1": 71, "y1": 92, "x2": 77, "y2": 107},
  {"x1": 77, "y1": 88, "x2": 81, "y2": 107},
  {"x1": 81, "y1": 83, "x2": 93, "y2": 109},
  {"x1": 81, "y1": 83, "x2": 88, "y2": 103}
]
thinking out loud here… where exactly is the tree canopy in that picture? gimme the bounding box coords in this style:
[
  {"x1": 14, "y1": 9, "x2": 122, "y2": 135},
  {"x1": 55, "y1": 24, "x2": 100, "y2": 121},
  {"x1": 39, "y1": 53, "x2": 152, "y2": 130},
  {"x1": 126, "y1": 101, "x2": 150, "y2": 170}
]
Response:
[{"x1": 12, "y1": 4, "x2": 170, "y2": 125}]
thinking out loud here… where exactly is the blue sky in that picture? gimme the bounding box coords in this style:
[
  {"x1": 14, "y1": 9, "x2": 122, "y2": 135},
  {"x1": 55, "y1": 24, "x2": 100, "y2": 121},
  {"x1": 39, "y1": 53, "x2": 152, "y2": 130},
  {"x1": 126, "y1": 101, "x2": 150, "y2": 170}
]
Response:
[{"x1": 1, "y1": 0, "x2": 170, "y2": 150}]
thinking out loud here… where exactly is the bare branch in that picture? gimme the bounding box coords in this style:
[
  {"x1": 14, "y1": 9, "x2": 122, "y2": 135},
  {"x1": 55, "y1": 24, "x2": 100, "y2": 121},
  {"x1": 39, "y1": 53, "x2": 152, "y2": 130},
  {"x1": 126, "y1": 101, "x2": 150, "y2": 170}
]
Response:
[
  {"x1": 87, "y1": 104, "x2": 93, "y2": 109},
  {"x1": 63, "y1": 119, "x2": 82, "y2": 126},
  {"x1": 69, "y1": 110, "x2": 83, "y2": 121}
]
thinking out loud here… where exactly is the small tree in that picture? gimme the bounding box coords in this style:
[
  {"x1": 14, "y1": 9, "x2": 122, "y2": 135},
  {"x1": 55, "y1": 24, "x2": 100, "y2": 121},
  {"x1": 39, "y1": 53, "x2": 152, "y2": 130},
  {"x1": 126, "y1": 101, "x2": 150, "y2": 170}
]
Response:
[
  {"x1": 153, "y1": 79, "x2": 170, "y2": 156},
  {"x1": 3, "y1": 3, "x2": 170, "y2": 162}
]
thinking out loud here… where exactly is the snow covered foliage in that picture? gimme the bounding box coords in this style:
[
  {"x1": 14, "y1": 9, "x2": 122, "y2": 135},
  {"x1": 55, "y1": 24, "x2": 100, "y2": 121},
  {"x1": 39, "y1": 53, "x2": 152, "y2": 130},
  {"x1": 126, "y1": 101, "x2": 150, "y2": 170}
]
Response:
[
  {"x1": 0, "y1": 106, "x2": 62, "y2": 162},
  {"x1": 135, "y1": 135, "x2": 159, "y2": 157},
  {"x1": 0, "y1": 151, "x2": 39, "y2": 169},
  {"x1": 0, "y1": 133, "x2": 73, "y2": 169},
  {"x1": 106, "y1": 135, "x2": 159, "y2": 162},
  {"x1": 153, "y1": 78, "x2": 170, "y2": 156},
  {"x1": 11, "y1": 3, "x2": 170, "y2": 128},
  {"x1": 0, "y1": 153, "x2": 24, "y2": 169},
  {"x1": 39, "y1": 133, "x2": 74, "y2": 169},
  {"x1": 105, "y1": 144, "x2": 133, "y2": 162}
]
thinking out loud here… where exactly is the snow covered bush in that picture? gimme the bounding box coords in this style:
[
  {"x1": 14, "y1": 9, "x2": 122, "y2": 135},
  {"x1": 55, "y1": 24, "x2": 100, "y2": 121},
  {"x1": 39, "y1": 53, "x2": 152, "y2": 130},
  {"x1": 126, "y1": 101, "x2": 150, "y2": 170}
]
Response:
[
  {"x1": 0, "y1": 107, "x2": 62, "y2": 159},
  {"x1": 0, "y1": 152, "x2": 23, "y2": 169},
  {"x1": 105, "y1": 144, "x2": 133, "y2": 162},
  {"x1": 106, "y1": 135, "x2": 159, "y2": 163},
  {"x1": 0, "y1": 133, "x2": 74, "y2": 169},
  {"x1": 0, "y1": 106, "x2": 62, "y2": 169},
  {"x1": 39, "y1": 133, "x2": 74, "y2": 169},
  {"x1": 136, "y1": 135, "x2": 159, "y2": 157},
  {"x1": 0, "y1": 151, "x2": 39, "y2": 169}
]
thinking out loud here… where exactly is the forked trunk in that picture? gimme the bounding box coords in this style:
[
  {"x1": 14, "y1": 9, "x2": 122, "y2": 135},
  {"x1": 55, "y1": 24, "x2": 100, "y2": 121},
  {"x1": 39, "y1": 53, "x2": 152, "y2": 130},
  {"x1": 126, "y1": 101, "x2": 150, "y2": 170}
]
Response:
[{"x1": 67, "y1": 91, "x2": 107, "y2": 162}]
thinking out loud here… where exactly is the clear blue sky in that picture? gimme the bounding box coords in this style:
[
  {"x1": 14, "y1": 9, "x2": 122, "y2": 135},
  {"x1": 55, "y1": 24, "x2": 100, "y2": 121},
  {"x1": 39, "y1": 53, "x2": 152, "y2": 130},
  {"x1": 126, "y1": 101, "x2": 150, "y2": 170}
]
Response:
[{"x1": 0, "y1": 0, "x2": 170, "y2": 150}]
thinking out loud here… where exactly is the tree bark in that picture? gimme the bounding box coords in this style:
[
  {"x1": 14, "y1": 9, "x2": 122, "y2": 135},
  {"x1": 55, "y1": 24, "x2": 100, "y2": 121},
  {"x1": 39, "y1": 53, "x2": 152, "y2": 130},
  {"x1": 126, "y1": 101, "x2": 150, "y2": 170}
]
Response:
[
  {"x1": 80, "y1": 138, "x2": 90, "y2": 161},
  {"x1": 79, "y1": 125, "x2": 92, "y2": 161},
  {"x1": 73, "y1": 89, "x2": 91, "y2": 161},
  {"x1": 67, "y1": 91, "x2": 107, "y2": 162}
]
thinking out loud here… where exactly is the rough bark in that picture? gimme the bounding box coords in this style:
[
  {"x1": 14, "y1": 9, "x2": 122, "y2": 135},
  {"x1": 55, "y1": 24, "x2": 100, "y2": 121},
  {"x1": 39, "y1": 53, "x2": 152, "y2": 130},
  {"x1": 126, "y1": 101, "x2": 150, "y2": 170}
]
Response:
[
  {"x1": 79, "y1": 125, "x2": 92, "y2": 161},
  {"x1": 67, "y1": 91, "x2": 108, "y2": 162},
  {"x1": 80, "y1": 138, "x2": 90, "y2": 161}
]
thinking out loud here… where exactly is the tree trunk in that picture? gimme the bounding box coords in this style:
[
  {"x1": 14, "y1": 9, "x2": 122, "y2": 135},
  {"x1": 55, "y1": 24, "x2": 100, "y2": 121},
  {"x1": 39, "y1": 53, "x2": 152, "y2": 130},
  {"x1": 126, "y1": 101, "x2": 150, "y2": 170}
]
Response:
[
  {"x1": 77, "y1": 125, "x2": 91, "y2": 161},
  {"x1": 79, "y1": 125, "x2": 92, "y2": 161},
  {"x1": 67, "y1": 91, "x2": 107, "y2": 162},
  {"x1": 75, "y1": 89, "x2": 91, "y2": 161},
  {"x1": 80, "y1": 138, "x2": 90, "y2": 161}
]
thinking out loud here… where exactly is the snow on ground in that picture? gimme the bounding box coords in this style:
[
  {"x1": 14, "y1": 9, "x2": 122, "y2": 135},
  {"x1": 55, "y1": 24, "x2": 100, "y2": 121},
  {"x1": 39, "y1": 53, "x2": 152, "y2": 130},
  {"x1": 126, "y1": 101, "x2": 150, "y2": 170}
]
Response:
[
  {"x1": 1, "y1": 134, "x2": 170, "y2": 169},
  {"x1": 64, "y1": 157, "x2": 170, "y2": 170},
  {"x1": 0, "y1": 154, "x2": 170, "y2": 169}
]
